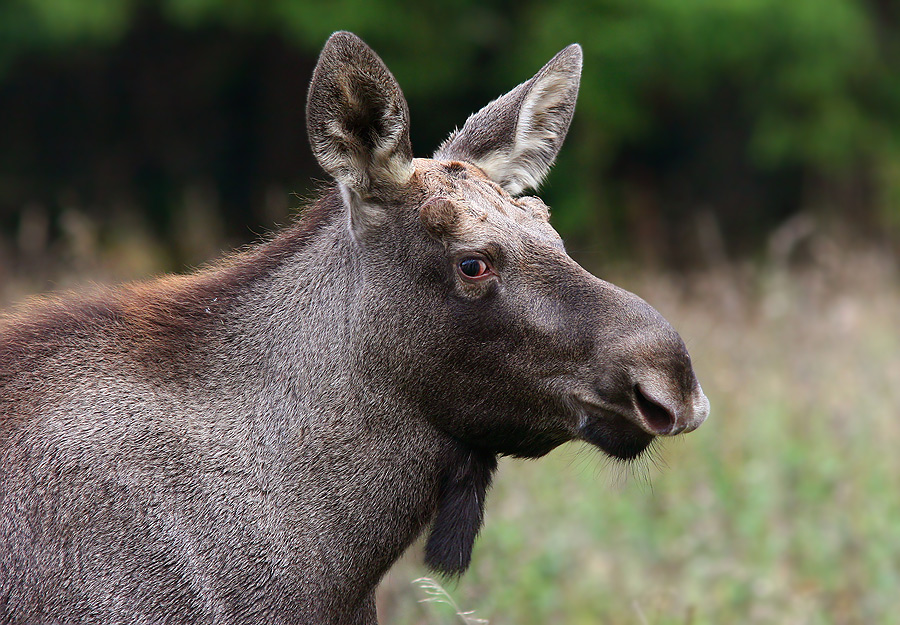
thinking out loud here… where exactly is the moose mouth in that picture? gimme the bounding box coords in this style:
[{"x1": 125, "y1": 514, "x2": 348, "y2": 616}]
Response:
[{"x1": 576, "y1": 403, "x2": 655, "y2": 461}]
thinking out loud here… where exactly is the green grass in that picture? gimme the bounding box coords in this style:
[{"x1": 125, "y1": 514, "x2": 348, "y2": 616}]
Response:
[{"x1": 379, "y1": 251, "x2": 900, "y2": 625}]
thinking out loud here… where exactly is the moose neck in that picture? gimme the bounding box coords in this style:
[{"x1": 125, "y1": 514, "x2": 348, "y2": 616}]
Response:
[{"x1": 188, "y1": 190, "x2": 496, "y2": 595}]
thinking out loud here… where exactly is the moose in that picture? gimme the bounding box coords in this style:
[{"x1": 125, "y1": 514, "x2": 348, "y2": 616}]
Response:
[{"x1": 0, "y1": 32, "x2": 709, "y2": 624}]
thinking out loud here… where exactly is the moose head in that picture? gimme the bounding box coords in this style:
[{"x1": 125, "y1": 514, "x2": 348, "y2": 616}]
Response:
[{"x1": 306, "y1": 31, "x2": 708, "y2": 462}]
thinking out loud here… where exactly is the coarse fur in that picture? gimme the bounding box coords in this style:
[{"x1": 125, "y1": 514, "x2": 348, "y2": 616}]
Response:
[{"x1": 0, "y1": 32, "x2": 709, "y2": 624}]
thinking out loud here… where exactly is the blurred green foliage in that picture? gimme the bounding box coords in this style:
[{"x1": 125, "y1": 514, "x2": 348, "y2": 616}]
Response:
[
  {"x1": 1, "y1": 0, "x2": 899, "y2": 266},
  {"x1": 530, "y1": 0, "x2": 880, "y2": 169}
]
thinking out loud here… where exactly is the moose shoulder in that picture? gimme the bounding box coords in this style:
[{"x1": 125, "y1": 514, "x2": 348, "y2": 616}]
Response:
[{"x1": 0, "y1": 32, "x2": 709, "y2": 625}]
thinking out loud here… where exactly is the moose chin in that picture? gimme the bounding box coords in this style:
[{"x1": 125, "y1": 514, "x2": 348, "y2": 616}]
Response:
[{"x1": 0, "y1": 31, "x2": 708, "y2": 625}]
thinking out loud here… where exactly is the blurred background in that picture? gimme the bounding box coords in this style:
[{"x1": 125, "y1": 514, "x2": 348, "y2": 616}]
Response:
[{"x1": 1, "y1": 1, "x2": 898, "y2": 623}]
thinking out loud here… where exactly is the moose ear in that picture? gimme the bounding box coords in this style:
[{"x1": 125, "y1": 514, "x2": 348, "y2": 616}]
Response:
[
  {"x1": 435, "y1": 44, "x2": 582, "y2": 195},
  {"x1": 306, "y1": 32, "x2": 414, "y2": 235}
]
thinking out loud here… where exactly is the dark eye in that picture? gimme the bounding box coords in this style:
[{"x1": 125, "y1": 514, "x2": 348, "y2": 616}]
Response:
[{"x1": 458, "y1": 257, "x2": 492, "y2": 280}]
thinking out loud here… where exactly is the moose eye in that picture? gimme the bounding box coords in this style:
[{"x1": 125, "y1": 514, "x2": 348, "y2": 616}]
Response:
[{"x1": 457, "y1": 257, "x2": 492, "y2": 280}]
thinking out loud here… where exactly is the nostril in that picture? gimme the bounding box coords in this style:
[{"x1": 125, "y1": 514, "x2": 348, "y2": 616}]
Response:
[{"x1": 633, "y1": 384, "x2": 676, "y2": 434}]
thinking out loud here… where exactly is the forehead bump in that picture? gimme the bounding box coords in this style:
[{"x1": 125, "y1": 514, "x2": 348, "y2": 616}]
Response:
[
  {"x1": 441, "y1": 161, "x2": 469, "y2": 178},
  {"x1": 419, "y1": 197, "x2": 461, "y2": 237},
  {"x1": 516, "y1": 196, "x2": 551, "y2": 222}
]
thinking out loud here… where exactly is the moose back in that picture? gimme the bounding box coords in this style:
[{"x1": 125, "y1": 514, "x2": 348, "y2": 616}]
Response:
[{"x1": 0, "y1": 32, "x2": 709, "y2": 625}]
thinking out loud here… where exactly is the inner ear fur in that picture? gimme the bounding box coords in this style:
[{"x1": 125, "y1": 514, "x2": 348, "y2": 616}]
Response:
[
  {"x1": 306, "y1": 32, "x2": 414, "y2": 201},
  {"x1": 434, "y1": 44, "x2": 582, "y2": 196}
]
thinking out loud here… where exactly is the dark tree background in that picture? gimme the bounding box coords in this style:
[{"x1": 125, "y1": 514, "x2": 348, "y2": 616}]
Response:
[{"x1": 2, "y1": 0, "x2": 899, "y2": 279}]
